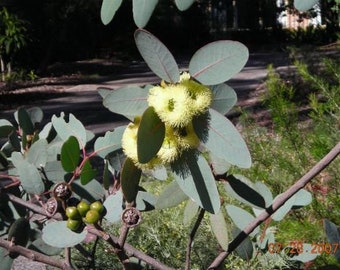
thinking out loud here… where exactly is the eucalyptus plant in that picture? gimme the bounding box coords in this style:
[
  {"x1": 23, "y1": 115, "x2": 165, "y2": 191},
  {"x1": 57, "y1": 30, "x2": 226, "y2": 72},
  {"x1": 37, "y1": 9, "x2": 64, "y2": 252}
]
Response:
[{"x1": 0, "y1": 0, "x2": 340, "y2": 269}]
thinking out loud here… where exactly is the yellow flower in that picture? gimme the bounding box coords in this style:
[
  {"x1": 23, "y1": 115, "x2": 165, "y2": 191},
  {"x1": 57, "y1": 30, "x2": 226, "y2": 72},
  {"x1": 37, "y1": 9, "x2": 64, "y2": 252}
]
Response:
[
  {"x1": 121, "y1": 118, "x2": 160, "y2": 170},
  {"x1": 181, "y1": 78, "x2": 212, "y2": 115},
  {"x1": 177, "y1": 122, "x2": 200, "y2": 150},
  {"x1": 148, "y1": 85, "x2": 193, "y2": 128},
  {"x1": 157, "y1": 127, "x2": 181, "y2": 163},
  {"x1": 121, "y1": 121, "x2": 139, "y2": 163}
]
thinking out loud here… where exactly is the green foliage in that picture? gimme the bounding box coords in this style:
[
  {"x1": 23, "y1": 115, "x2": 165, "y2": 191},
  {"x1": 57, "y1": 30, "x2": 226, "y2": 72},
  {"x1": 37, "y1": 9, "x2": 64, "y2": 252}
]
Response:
[
  {"x1": 0, "y1": 7, "x2": 29, "y2": 81},
  {"x1": 137, "y1": 106, "x2": 165, "y2": 163},
  {"x1": 238, "y1": 55, "x2": 340, "y2": 269},
  {"x1": 1, "y1": 4, "x2": 340, "y2": 268}
]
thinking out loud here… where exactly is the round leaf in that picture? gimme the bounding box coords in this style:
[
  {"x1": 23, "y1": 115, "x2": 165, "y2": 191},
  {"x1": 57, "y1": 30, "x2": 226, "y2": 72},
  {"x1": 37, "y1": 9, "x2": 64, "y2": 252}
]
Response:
[
  {"x1": 29, "y1": 238, "x2": 63, "y2": 256},
  {"x1": 155, "y1": 180, "x2": 188, "y2": 210},
  {"x1": 27, "y1": 107, "x2": 43, "y2": 125},
  {"x1": 204, "y1": 109, "x2": 251, "y2": 168},
  {"x1": 134, "y1": 29, "x2": 180, "y2": 83},
  {"x1": 209, "y1": 211, "x2": 229, "y2": 250},
  {"x1": 136, "y1": 190, "x2": 156, "y2": 211},
  {"x1": 121, "y1": 158, "x2": 142, "y2": 203},
  {"x1": 183, "y1": 200, "x2": 199, "y2": 225},
  {"x1": 224, "y1": 175, "x2": 266, "y2": 209},
  {"x1": 189, "y1": 40, "x2": 249, "y2": 85},
  {"x1": 137, "y1": 106, "x2": 165, "y2": 164},
  {"x1": 226, "y1": 204, "x2": 259, "y2": 237},
  {"x1": 26, "y1": 139, "x2": 48, "y2": 167},
  {"x1": 294, "y1": 0, "x2": 318, "y2": 12},
  {"x1": 100, "y1": 0, "x2": 123, "y2": 25},
  {"x1": 0, "y1": 119, "x2": 14, "y2": 137},
  {"x1": 42, "y1": 221, "x2": 86, "y2": 248},
  {"x1": 211, "y1": 83, "x2": 237, "y2": 115},
  {"x1": 174, "y1": 153, "x2": 220, "y2": 214},
  {"x1": 94, "y1": 126, "x2": 125, "y2": 158},
  {"x1": 285, "y1": 243, "x2": 319, "y2": 263},
  {"x1": 133, "y1": 0, "x2": 158, "y2": 28},
  {"x1": 174, "y1": 0, "x2": 195, "y2": 11},
  {"x1": 71, "y1": 179, "x2": 104, "y2": 202},
  {"x1": 232, "y1": 227, "x2": 254, "y2": 260},
  {"x1": 100, "y1": 86, "x2": 149, "y2": 121},
  {"x1": 80, "y1": 159, "x2": 97, "y2": 185},
  {"x1": 61, "y1": 136, "x2": 80, "y2": 172},
  {"x1": 104, "y1": 190, "x2": 123, "y2": 223},
  {"x1": 17, "y1": 108, "x2": 34, "y2": 135},
  {"x1": 52, "y1": 113, "x2": 87, "y2": 148}
]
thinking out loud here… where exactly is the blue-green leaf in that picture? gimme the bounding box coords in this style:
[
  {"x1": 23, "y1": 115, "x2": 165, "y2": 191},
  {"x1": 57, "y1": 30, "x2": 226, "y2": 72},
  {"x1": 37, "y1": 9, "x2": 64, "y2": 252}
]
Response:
[
  {"x1": 100, "y1": 86, "x2": 149, "y2": 121},
  {"x1": 189, "y1": 40, "x2": 249, "y2": 85},
  {"x1": 286, "y1": 243, "x2": 319, "y2": 262},
  {"x1": 71, "y1": 179, "x2": 104, "y2": 202},
  {"x1": 104, "y1": 190, "x2": 123, "y2": 223},
  {"x1": 121, "y1": 158, "x2": 142, "y2": 203},
  {"x1": 148, "y1": 166, "x2": 168, "y2": 180},
  {"x1": 183, "y1": 200, "x2": 199, "y2": 225},
  {"x1": 29, "y1": 238, "x2": 63, "y2": 256},
  {"x1": 134, "y1": 29, "x2": 180, "y2": 83},
  {"x1": 43, "y1": 161, "x2": 65, "y2": 184},
  {"x1": 232, "y1": 227, "x2": 253, "y2": 260},
  {"x1": 211, "y1": 84, "x2": 237, "y2": 115},
  {"x1": 0, "y1": 247, "x2": 13, "y2": 270},
  {"x1": 17, "y1": 108, "x2": 34, "y2": 134},
  {"x1": 174, "y1": 154, "x2": 220, "y2": 214},
  {"x1": 224, "y1": 175, "x2": 266, "y2": 209},
  {"x1": 271, "y1": 190, "x2": 311, "y2": 221},
  {"x1": 94, "y1": 126, "x2": 125, "y2": 158},
  {"x1": 226, "y1": 205, "x2": 259, "y2": 237},
  {"x1": 26, "y1": 139, "x2": 48, "y2": 167},
  {"x1": 291, "y1": 189, "x2": 312, "y2": 209},
  {"x1": 0, "y1": 119, "x2": 14, "y2": 137},
  {"x1": 133, "y1": 0, "x2": 158, "y2": 28},
  {"x1": 136, "y1": 190, "x2": 156, "y2": 211},
  {"x1": 204, "y1": 109, "x2": 251, "y2": 168},
  {"x1": 80, "y1": 159, "x2": 97, "y2": 185},
  {"x1": 155, "y1": 180, "x2": 188, "y2": 210},
  {"x1": 254, "y1": 182, "x2": 273, "y2": 207},
  {"x1": 294, "y1": 0, "x2": 318, "y2": 12},
  {"x1": 174, "y1": 0, "x2": 195, "y2": 11},
  {"x1": 208, "y1": 152, "x2": 231, "y2": 175},
  {"x1": 137, "y1": 106, "x2": 165, "y2": 163},
  {"x1": 209, "y1": 211, "x2": 229, "y2": 250},
  {"x1": 11, "y1": 152, "x2": 44, "y2": 194},
  {"x1": 27, "y1": 107, "x2": 43, "y2": 125},
  {"x1": 52, "y1": 113, "x2": 87, "y2": 148},
  {"x1": 42, "y1": 221, "x2": 86, "y2": 248},
  {"x1": 61, "y1": 136, "x2": 80, "y2": 172},
  {"x1": 100, "y1": 0, "x2": 123, "y2": 25},
  {"x1": 323, "y1": 219, "x2": 340, "y2": 262}
]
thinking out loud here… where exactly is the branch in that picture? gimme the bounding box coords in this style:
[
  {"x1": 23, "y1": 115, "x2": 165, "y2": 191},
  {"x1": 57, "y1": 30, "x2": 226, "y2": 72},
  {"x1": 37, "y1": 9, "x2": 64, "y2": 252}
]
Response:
[
  {"x1": 208, "y1": 141, "x2": 340, "y2": 269},
  {"x1": 185, "y1": 207, "x2": 205, "y2": 270},
  {"x1": 87, "y1": 227, "x2": 174, "y2": 270},
  {"x1": 6, "y1": 193, "x2": 63, "y2": 220},
  {"x1": 0, "y1": 238, "x2": 73, "y2": 270}
]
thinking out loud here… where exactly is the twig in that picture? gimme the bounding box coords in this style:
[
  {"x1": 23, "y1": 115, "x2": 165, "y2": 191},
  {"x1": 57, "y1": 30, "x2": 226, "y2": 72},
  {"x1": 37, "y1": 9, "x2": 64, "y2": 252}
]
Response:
[
  {"x1": 208, "y1": 141, "x2": 340, "y2": 269},
  {"x1": 87, "y1": 227, "x2": 174, "y2": 270},
  {"x1": 6, "y1": 193, "x2": 63, "y2": 220},
  {"x1": 0, "y1": 238, "x2": 73, "y2": 270},
  {"x1": 185, "y1": 207, "x2": 205, "y2": 270}
]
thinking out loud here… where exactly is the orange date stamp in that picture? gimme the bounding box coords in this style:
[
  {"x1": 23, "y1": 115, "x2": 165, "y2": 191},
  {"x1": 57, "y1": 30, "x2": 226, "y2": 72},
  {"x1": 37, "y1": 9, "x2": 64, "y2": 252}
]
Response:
[{"x1": 268, "y1": 241, "x2": 339, "y2": 255}]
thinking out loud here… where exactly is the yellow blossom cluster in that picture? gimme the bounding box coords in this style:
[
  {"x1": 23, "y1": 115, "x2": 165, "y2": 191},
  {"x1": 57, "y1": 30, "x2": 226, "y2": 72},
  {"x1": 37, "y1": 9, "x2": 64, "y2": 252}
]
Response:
[{"x1": 122, "y1": 72, "x2": 212, "y2": 169}]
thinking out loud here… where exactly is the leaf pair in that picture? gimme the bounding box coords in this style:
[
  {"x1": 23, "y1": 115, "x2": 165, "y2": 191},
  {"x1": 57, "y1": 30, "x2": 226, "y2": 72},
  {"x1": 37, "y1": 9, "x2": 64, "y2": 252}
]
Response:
[
  {"x1": 100, "y1": 0, "x2": 195, "y2": 27},
  {"x1": 134, "y1": 29, "x2": 249, "y2": 86}
]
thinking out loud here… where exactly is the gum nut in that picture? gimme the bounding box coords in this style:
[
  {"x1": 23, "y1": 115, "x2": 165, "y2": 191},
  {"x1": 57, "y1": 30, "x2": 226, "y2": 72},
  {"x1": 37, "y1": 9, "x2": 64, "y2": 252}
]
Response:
[
  {"x1": 67, "y1": 219, "x2": 81, "y2": 231},
  {"x1": 84, "y1": 210, "x2": 100, "y2": 224},
  {"x1": 65, "y1": 206, "x2": 81, "y2": 220},
  {"x1": 77, "y1": 201, "x2": 90, "y2": 217}
]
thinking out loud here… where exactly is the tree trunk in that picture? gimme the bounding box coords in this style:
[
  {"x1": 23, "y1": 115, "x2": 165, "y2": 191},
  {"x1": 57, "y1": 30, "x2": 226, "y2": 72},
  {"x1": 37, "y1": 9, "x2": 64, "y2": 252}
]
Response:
[{"x1": 0, "y1": 54, "x2": 5, "y2": 82}]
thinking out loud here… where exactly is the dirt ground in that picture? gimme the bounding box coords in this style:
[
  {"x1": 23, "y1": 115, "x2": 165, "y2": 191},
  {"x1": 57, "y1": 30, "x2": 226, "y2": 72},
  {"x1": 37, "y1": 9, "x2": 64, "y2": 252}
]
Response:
[{"x1": 0, "y1": 52, "x2": 292, "y2": 136}]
